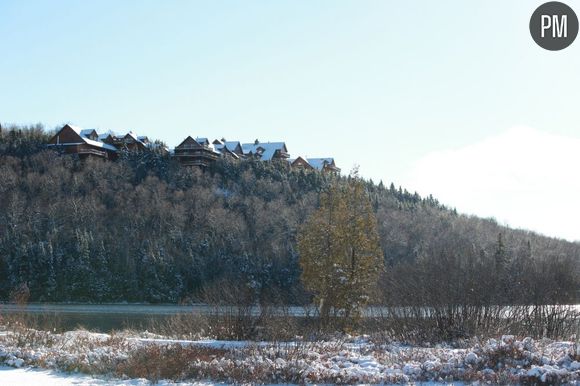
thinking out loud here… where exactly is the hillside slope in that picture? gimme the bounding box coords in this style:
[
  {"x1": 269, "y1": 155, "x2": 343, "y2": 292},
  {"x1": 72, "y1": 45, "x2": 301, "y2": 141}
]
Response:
[{"x1": 0, "y1": 126, "x2": 578, "y2": 305}]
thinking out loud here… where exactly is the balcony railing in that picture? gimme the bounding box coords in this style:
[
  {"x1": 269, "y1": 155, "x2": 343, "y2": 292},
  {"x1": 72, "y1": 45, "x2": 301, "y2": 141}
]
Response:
[
  {"x1": 76, "y1": 148, "x2": 107, "y2": 158},
  {"x1": 174, "y1": 149, "x2": 219, "y2": 159},
  {"x1": 175, "y1": 144, "x2": 214, "y2": 150}
]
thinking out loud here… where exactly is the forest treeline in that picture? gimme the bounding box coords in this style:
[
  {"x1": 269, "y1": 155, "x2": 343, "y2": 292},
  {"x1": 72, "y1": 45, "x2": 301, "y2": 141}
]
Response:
[{"x1": 0, "y1": 124, "x2": 579, "y2": 306}]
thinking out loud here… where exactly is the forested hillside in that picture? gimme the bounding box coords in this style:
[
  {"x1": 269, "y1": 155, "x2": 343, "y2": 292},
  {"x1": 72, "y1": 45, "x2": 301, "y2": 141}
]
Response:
[{"x1": 1, "y1": 125, "x2": 579, "y2": 305}]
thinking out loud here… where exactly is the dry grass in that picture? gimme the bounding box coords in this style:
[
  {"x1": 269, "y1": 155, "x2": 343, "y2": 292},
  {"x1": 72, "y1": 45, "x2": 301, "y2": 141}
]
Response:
[
  {"x1": 1, "y1": 327, "x2": 579, "y2": 384},
  {"x1": 116, "y1": 343, "x2": 227, "y2": 382},
  {"x1": 0, "y1": 312, "x2": 64, "y2": 333},
  {"x1": 147, "y1": 310, "x2": 306, "y2": 341}
]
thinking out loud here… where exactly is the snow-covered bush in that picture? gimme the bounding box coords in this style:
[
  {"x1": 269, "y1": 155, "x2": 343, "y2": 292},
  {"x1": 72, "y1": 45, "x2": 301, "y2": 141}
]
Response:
[{"x1": 1, "y1": 328, "x2": 579, "y2": 384}]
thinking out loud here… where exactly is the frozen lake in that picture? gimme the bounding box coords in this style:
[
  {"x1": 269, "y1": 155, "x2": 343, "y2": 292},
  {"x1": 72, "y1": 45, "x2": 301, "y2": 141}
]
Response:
[
  {"x1": 0, "y1": 303, "x2": 312, "y2": 331},
  {"x1": 1, "y1": 303, "x2": 579, "y2": 332}
]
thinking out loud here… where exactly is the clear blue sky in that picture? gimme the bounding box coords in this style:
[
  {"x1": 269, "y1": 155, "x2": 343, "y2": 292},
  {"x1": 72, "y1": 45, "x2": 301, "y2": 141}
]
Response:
[{"x1": 2, "y1": 1, "x2": 580, "y2": 240}]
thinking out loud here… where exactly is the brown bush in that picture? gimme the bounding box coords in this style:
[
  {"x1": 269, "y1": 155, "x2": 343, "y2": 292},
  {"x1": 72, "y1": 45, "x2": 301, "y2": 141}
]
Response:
[
  {"x1": 9, "y1": 283, "x2": 30, "y2": 305},
  {"x1": 116, "y1": 343, "x2": 227, "y2": 382}
]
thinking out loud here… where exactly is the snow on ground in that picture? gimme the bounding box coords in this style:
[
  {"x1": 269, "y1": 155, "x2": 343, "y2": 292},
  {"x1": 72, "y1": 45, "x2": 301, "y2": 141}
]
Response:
[
  {"x1": 0, "y1": 366, "x2": 466, "y2": 385},
  {"x1": 0, "y1": 366, "x2": 217, "y2": 385},
  {"x1": 0, "y1": 329, "x2": 579, "y2": 384},
  {"x1": 0, "y1": 366, "x2": 145, "y2": 385}
]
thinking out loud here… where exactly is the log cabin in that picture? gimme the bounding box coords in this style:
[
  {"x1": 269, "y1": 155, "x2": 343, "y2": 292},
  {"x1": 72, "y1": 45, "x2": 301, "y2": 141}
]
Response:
[
  {"x1": 307, "y1": 158, "x2": 341, "y2": 174},
  {"x1": 48, "y1": 126, "x2": 338, "y2": 173},
  {"x1": 289, "y1": 157, "x2": 341, "y2": 174},
  {"x1": 289, "y1": 156, "x2": 314, "y2": 170},
  {"x1": 173, "y1": 136, "x2": 220, "y2": 167},
  {"x1": 213, "y1": 139, "x2": 244, "y2": 159},
  {"x1": 241, "y1": 140, "x2": 290, "y2": 161},
  {"x1": 103, "y1": 131, "x2": 149, "y2": 152},
  {"x1": 47, "y1": 124, "x2": 118, "y2": 160}
]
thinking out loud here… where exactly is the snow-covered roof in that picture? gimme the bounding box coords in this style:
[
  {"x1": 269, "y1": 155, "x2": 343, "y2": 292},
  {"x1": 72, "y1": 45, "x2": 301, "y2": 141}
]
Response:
[
  {"x1": 241, "y1": 143, "x2": 256, "y2": 154},
  {"x1": 217, "y1": 146, "x2": 240, "y2": 159},
  {"x1": 83, "y1": 138, "x2": 118, "y2": 151},
  {"x1": 66, "y1": 125, "x2": 85, "y2": 135},
  {"x1": 125, "y1": 131, "x2": 139, "y2": 140},
  {"x1": 58, "y1": 125, "x2": 162, "y2": 152},
  {"x1": 80, "y1": 129, "x2": 96, "y2": 137},
  {"x1": 175, "y1": 136, "x2": 220, "y2": 154},
  {"x1": 208, "y1": 144, "x2": 220, "y2": 153},
  {"x1": 65, "y1": 125, "x2": 118, "y2": 151},
  {"x1": 241, "y1": 141, "x2": 288, "y2": 160},
  {"x1": 195, "y1": 137, "x2": 210, "y2": 145},
  {"x1": 124, "y1": 131, "x2": 147, "y2": 145},
  {"x1": 289, "y1": 156, "x2": 317, "y2": 169},
  {"x1": 214, "y1": 141, "x2": 242, "y2": 154},
  {"x1": 307, "y1": 158, "x2": 335, "y2": 171}
]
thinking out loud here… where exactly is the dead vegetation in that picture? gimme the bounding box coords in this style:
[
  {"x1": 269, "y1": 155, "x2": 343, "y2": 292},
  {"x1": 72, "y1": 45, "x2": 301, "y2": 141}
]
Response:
[
  {"x1": 1, "y1": 326, "x2": 579, "y2": 384},
  {"x1": 116, "y1": 343, "x2": 227, "y2": 382}
]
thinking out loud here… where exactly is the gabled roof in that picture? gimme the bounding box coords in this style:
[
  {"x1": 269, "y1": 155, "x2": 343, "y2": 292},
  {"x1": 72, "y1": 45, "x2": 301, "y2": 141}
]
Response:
[
  {"x1": 214, "y1": 141, "x2": 243, "y2": 154},
  {"x1": 123, "y1": 132, "x2": 147, "y2": 147},
  {"x1": 80, "y1": 128, "x2": 97, "y2": 138},
  {"x1": 175, "y1": 136, "x2": 219, "y2": 153},
  {"x1": 241, "y1": 141, "x2": 288, "y2": 160},
  {"x1": 124, "y1": 131, "x2": 140, "y2": 141},
  {"x1": 175, "y1": 136, "x2": 200, "y2": 148},
  {"x1": 307, "y1": 157, "x2": 338, "y2": 171},
  {"x1": 241, "y1": 143, "x2": 256, "y2": 155},
  {"x1": 61, "y1": 124, "x2": 84, "y2": 135},
  {"x1": 290, "y1": 156, "x2": 314, "y2": 169},
  {"x1": 50, "y1": 125, "x2": 163, "y2": 153},
  {"x1": 195, "y1": 137, "x2": 210, "y2": 146},
  {"x1": 98, "y1": 133, "x2": 114, "y2": 141},
  {"x1": 56, "y1": 124, "x2": 117, "y2": 151}
]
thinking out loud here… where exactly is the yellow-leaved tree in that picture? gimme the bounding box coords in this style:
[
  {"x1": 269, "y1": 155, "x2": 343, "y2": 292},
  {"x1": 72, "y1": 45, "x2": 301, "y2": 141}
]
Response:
[{"x1": 298, "y1": 174, "x2": 384, "y2": 326}]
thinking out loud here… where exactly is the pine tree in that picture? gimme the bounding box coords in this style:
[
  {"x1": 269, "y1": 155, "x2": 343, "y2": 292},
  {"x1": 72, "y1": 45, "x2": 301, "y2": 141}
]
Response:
[
  {"x1": 90, "y1": 241, "x2": 111, "y2": 302},
  {"x1": 493, "y1": 232, "x2": 512, "y2": 303},
  {"x1": 298, "y1": 175, "x2": 384, "y2": 326},
  {"x1": 494, "y1": 233, "x2": 507, "y2": 269},
  {"x1": 71, "y1": 229, "x2": 92, "y2": 300}
]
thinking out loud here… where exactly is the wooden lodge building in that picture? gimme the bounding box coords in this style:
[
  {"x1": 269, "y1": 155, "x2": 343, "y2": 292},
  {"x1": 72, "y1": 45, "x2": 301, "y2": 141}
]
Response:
[
  {"x1": 173, "y1": 136, "x2": 221, "y2": 167},
  {"x1": 212, "y1": 139, "x2": 244, "y2": 159},
  {"x1": 173, "y1": 138, "x2": 293, "y2": 167},
  {"x1": 241, "y1": 140, "x2": 290, "y2": 161},
  {"x1": 47, "y1": 124, "x2": 166, "y2": 160},
  {"x1": 289, "y1": 157, "x2": 341, "y2": 174},
  {"x1": 103, "y1": 132, "x2": 150, "y2": 152},
  {"x1": 47, "y1": 124, "x2": 118, "y2": 160},
  {"x1": 47, "y1": 124, "x2": 340, "y2": 174},
  {"x1": 172, "y1": 135, "x2": 339, "y2": 174}
]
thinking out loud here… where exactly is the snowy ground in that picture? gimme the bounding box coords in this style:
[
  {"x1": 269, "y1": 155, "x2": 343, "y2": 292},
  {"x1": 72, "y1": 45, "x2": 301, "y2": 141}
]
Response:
[
  {"x1": 0, "y1": 367, "x2": 466, "y2": 386},
  {"x1": 0, "y1": 328, "x2": 579, "y2": 384},
  {"x1": 0, "y1": 366, "x2": 219, "y2": 385},
  {"x1": 0, "y1": 366, "x2": 148, "y2": 386}
]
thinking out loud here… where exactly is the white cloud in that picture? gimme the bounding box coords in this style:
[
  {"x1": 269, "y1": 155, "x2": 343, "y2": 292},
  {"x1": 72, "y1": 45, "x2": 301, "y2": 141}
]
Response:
[{"x1": 405, "y1": 127, "x2": 580, "y2": 242}]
